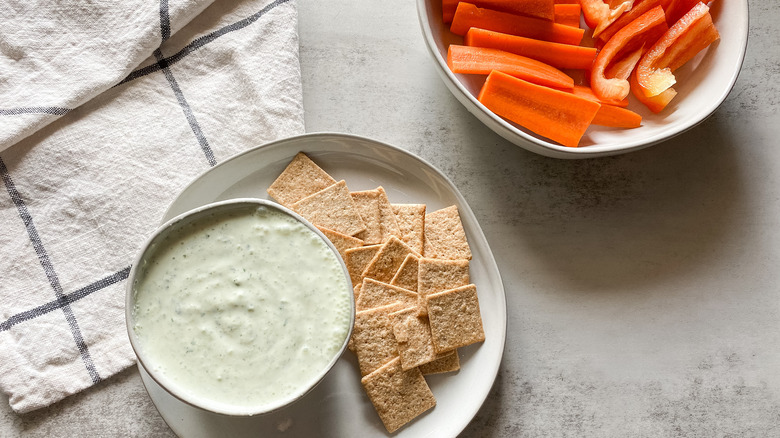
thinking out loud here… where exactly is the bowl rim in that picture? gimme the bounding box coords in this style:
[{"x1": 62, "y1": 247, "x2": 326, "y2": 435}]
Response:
[
  {"x1": 125, "y1": 197, "x2": 356, "y2": 417},
  {"x1": 415, "y1": 0, "x2": 750, "y2": 158}
]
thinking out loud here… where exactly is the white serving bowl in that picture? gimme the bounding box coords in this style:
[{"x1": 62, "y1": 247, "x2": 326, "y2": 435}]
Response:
[
  {"x1": 125, "y1": 198, "x2": 355, "y2": 417},
  {"x1": 416, "y1": 0, "x2": 749, "y2": 158}
]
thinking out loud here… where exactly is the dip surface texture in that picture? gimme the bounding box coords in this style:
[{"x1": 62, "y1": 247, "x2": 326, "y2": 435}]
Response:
[{"x1": 132, "y1": 205, "x2": 352, "y2": 412}]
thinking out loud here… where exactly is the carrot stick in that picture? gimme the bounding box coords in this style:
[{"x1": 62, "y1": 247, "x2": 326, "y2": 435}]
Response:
[
  {"x1": 450, "y1": 2, "x2": 585, "y2": 45},
  {"x1": 443, "y1": 0, "x2": 556, "y2": 23},
  {"x1": 571, "y1": 86, "x2": 642, "y2": 127},
  {"x1": 448, "y1": 45, "x2": 575, "y2": 89},
  {"x1": 554, "y1": 0, "x2": 579, "y2": 4},
  {"x1": 478, "y1": 70, "x2": 601, "y2": 147},
  {"x1": 554, "y1": 4, "x2": 581, "y2": 28},
  {"x1": 592, "y1": 105, "x2": 642, "y2": 128},
  {"x1": 464, "y1": 28, "x2": 595, "y2": 70}
]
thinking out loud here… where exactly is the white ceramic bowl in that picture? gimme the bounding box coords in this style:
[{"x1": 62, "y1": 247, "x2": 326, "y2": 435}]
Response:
[
  {"x1": 125, "y1": 198, "x2": 355, "y2": 417},
  {"x1": 416, "y1": 0, "x2": 749, "y2": 158}
]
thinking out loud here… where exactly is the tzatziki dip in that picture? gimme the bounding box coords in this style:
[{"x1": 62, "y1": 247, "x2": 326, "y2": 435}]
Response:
[{"x1": 130, "y1": 202, "x2": 353, "y2": 414}]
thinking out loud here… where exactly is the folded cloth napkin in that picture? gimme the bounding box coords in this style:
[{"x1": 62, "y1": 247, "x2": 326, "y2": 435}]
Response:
[{"x1": 0, "y1": 0, "x2": 304, "y2": 413}]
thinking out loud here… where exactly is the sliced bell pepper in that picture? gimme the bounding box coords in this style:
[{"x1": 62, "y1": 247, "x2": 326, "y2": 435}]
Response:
[
  {"x1": 596, "y1": 0, "x2": 672, "y2": 43},
  {"x1": 580, "y1": 0, "x2": 635, "y2": 37},
  {"x1": 630, "y1": 68, "x2": 677, "y2": 113},
  {"x1": 664, "y1": 0, "x2": 713, "y2": 26},
  {"x1": 604, "y1": 46, "x2": 644, "y2": 82},
  {"x1": 634, "y1": 2, "x2": 720, "y2": 97},
  {"x1": 590, "y1": 5, "x2": 668, "y2": 102}
]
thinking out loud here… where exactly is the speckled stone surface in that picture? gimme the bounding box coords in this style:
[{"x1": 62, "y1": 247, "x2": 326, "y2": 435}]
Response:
[{"x1": 3, "y1": 0, "x2": 779, "y2": 436}]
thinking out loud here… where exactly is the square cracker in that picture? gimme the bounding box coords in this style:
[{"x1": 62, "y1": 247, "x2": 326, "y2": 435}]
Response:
[
  {"x1": 267, "y1": 152, "x2": 336, "y2": 207},
  {"x1": 417, "y1": 257, "x2": 470, "y2": 316},
  {"x1": 392, "y1": 203, "x2": 426, "y2": 254},
  {"x1": 390, "y1": 253, "x2": 419, "y2": 292},
  {"x1": 345, "y1": 244, "x2": 382, "y2": 286},
  {"x1": 361, "y1": 236, "x2": 418, "y2": 283},
  {"x1": 292, "y1": 180, "x2": 366, "y2": 237},
  {"x1": 317, "y1": 226, "x2": 364, "y2": 263},
  {"x1": 390, "y1": 307, "x2": 450, "y2": 371},
  {"x1": 423, "y1": 205, "x2": 472, "y2": 260},
  {"x1": 357, "y1": 278, "x2": 419, "y2": 312},
  {"x1": 352, "y1": 302, "x2": 407, "y2": 377},
  {"x1": 361, "y1": 356, "x2": 436, "y2": 434},
  {"x1": 427, "y1": 284, "x2": 485, "y2": 353},
  {"x1": 418, "y1": 349, "x2": 460, "y2": 375},
  {"x1": 351, "y1": 187, "x2": 401, "y2": 245}
]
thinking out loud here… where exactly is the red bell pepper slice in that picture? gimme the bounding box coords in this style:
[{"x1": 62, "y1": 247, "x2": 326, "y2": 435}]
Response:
[
  {"x1": 664, "y1": 0, "x2": 713, "y2": 25},
  {"x1": 604, "y1": 46, "x2": 644, "y2": 82},
  {"x1": 596, "y1": 0, "x2": 673, "y2": 43},
  {"x1": 580, "y1": 0, "x2": 634, "y2": 37},
  {"x1": 634, "y1": 2, "x2": 720, "y2": 97},
  {"x1": 630, "y1": 68, "x2": 677, "y2": 113},
  {"x1": 590, "y1": 5, "x2": 668, "y2": 102}
]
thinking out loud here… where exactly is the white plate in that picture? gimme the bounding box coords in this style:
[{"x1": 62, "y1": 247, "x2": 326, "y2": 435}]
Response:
[{"x1": 138, "y1": 132, "x2": 507, "y2": 437}]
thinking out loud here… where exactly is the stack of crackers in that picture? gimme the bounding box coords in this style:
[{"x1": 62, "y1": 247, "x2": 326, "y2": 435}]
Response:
[{"x1": 267, "y1": 152, "x2": 485, "y2": 433}]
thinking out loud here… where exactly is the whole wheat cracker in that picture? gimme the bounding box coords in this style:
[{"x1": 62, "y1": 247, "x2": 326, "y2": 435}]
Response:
[
  {"x1": 391, "y1": 203, "x2": 426, "y2": 255},
  {"x1": 291, "y1": 180, "x2": 366, "y2": 237},
  {"x1": 418, "y1": 349, "x2": 460, "y2": 375},
  {"x1": 423, "y1": 205, "x2": 472, "y2": 260},
  {"x1": 427, "y1": 284, "x2": 485, "y2": 353},
  {"x1": 417, "y1": 257, "x2": 470, "y2": 316},
  {"x1": 361, "y1": 356, "x2": 436, "y2": 434},
  {"x1": 351, "y1": 302, "x2": 408, "y2": 377},
  {"x1": 361, "y1": 236, "x2": 418, "y2": 283},
  {"x1": 356, "y1": 278, "x2": 419, "y2": 312},
  {"x1": 267, "y1": 152, "x2": 336, "y2": 207},
  {"x1": 317, "y1": 226, "x2": 364, "y2": 263},
  {"x1": 390, "y1": 253, "x2": 419, "y2": 292},
  {"x1": 345, "y1": 244, "x2": 382, "y2": 286},
  {"x1": 351, "y1": 187, "x2": 401, "y2": 245},
  {"x1": 390, "y1": 307, "x2": 450, "y2": 371}
]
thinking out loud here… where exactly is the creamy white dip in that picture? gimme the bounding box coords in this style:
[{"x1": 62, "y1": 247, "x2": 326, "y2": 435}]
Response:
[{"x1": 131, "y1": 204, "x2": 352, "y2": 413}]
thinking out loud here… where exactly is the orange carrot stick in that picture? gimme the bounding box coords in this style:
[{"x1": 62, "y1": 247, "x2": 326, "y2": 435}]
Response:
[
  {"x1": 592, "y1": 105, "x2": 642, "y2": 128},
  {"x1": 554, "y1": 4, "x2": 582, "y2": 28},
  {"x1": 443, "y1": 0, "x2": 556, "y2": 23},
  {"x1": 450, "y1": 2, "x2": 585, "y2": 45},
  {"x1": 464, "y1": 28, "x2": 595, "y2": 70},
  {"x1": 478, "y1": 70, "x2": 601, "y2": 147},
  {"x1": 571, "y1": 86, "x2": 642, "y2": 128},
  {"x1": 448, "y1": 45, "x2": 575, "y2": 89}
]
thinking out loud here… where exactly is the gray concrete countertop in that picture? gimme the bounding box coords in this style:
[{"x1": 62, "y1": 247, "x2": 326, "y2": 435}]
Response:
[{"x1": 3, "y1": 0, "x2": 779, "y2": 436}]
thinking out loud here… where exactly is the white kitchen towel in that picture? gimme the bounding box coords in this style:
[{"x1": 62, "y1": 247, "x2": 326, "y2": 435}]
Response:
[{"x1": 0, "y1": 0, "x2": 304, "y2": 413}]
